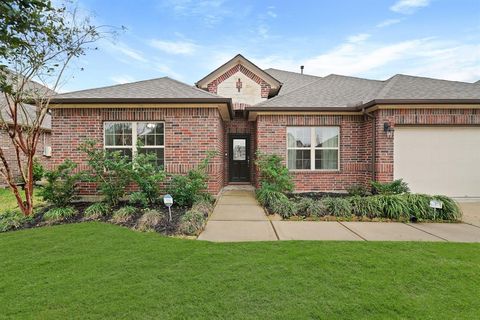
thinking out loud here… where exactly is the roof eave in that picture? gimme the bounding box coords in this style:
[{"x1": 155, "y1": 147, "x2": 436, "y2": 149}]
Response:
[
  {"x1": 49, "y1": 97, "x2": 234, "y2": 120},
  {"x1": 362, "y1": 99, "x2": 480, "y2": 109}
]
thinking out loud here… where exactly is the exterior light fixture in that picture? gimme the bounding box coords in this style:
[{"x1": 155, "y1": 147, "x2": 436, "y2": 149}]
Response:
[{"x1": 383, "y1": 122, "x2": 394, "y2": 137}]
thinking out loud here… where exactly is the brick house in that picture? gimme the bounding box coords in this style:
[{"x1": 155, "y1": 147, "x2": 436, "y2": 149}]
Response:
[{"x1": 50, "y1": 54, "x2": 480, "y2": 198}]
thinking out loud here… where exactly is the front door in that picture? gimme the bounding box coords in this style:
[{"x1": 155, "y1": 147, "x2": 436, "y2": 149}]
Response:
[{"x1": 229, "y1": 134, "x2": 250, "y2": 182}]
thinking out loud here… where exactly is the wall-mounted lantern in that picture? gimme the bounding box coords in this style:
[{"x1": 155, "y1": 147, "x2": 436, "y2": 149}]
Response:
[{"x1": 383, "y1": 122, "x2": 394, "y2": 138}]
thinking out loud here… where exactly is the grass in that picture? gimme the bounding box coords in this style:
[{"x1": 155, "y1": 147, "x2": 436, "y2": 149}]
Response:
[
  {"x1": 1, "y1": 223, "x2": 479, "y2": 319},
  {"x1": 0, "y1": 187, "x2": 45, "y2": 214}
]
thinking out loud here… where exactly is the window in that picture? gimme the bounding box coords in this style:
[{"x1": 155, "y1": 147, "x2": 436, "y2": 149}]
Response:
[
  {"x1": 104, "y1": 122, "x2": 164, "y2": 168},
  {"x1": 287, "y1": 127, "x2": 339, "y2": 170}
]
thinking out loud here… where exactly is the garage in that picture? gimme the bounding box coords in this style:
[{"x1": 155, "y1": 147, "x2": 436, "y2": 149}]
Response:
[{"x1": 394, "y1": 126, "x2": 480, "y2": 198}]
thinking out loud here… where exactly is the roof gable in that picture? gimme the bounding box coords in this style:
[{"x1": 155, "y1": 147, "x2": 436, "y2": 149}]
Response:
[{"x1": 196, "y1": 54, "x2": 281, "y2": 92}]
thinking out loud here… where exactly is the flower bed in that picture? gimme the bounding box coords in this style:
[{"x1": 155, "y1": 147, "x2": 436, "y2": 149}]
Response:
[
  {"x1": 271, "y1": 193, "x2": 462, "y2": 222},
  {"x1": 1, "y1": 199, "x2": 214, "y2": 236},
  {"x1": 1, "y1": 144, "x2": 217, "y2": 236}
]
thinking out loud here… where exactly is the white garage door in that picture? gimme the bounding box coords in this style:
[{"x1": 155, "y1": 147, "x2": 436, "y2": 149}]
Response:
[{"x1": 394, "y1": 126, "x2": 480, "y2": 198}]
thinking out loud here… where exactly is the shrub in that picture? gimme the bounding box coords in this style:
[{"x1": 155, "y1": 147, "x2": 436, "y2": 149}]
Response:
[
  {"x1": 404, "y1": 194, "x2": 433, "y2": 220},
  {"x1": 136, "y1": 209, "x2": 165, "y2": 232},
  {"x1": 111, "y1": 206, "x2": 138, "y2": 224},
  {"x1": 178, "y1": 209, "x2": 207, "y2": 236},
  {"x1": 168, "y1": 151, "x2": 215, "y2": 207},
  {"x1": 79, "y1": 140, "x2": 133, "y2": 207},
  {"x1": 0, "y1": 210, "x2": 32, "y2": 232},
  {"x1": 375, "y1": 195, "x2": 409, "y2": 220},
  {"x1": 256, "y1": 152, "x2": 294, "y2": 193},
  {"x1": 323, "y1": 197, "x2": 352, "y2": 218},
  {"x1": 129, "y1": 192, "x2": 149, "y2": 208},
  {"x1": 350, "y1": 196, "x2": 382, "y2": 218},
  {"x1": 432, "y1": 195, "x2": 462, "y2": 221},
  {"x1": 84, "y1": 202, "x2": 111, "y2": 220},
  {"x1": 132, "y1": 152, "x2": 166, "y2": 206},
  {"x1": 32, "y1": 157, "x2": 44, "y2": 183},
  {"x1": 43, "y1": 207, "x2": 77, "y2": 222},
  {"x1": 270, "y1": 196, "x2": 297, "y2": 218},
  {"x1": 191, "y1": 200, "x2": 214, "y2": 217},
  {"x1": 40, "y1": 159, "x2": 81, "y2": 207},
  {"x1": 346, "y1": 184, "x2": 369, "y2": 197},
  {"x1": 296, "y1": 198, "x2": 325, "y2": 217},
  {"x1": 371, "y1": 179, "x2": 410, "y2": 195},
  {"x1": 256, "y1": 184, "x2": 288, "y2": 208}
]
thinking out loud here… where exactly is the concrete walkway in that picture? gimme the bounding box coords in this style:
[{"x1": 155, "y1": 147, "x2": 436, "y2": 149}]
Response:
[
  {"x1": 197, "y1": 187, "x2": 278, "y2": 242},
  {"x1": 198, "y1": 189, "x2": 480, "y2": 243}
]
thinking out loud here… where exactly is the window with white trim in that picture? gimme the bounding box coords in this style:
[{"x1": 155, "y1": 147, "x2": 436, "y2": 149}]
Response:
[
  {"x1": 287, "y1": 126, "x2": 339, "y2": 170},
  {"x1": 104, "y1": 122, "x2": 165, "y2": 168}
]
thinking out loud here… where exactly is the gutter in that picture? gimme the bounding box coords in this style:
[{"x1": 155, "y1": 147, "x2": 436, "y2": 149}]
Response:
[
  {"x1": 246, "y1": 98, "x2": 480, "y2": 119},
  {"x1": 49, "y1": 97, "x2": 234, "y2": 120}
]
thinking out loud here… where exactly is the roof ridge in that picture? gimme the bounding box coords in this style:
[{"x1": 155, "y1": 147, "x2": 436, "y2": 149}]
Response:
[
  {"x1": 375, "y1": 75, "x2": 401, "y2": 99},
  {"x1": 324, "y1": 73, "x2": 383, "y2": 82},
  {"x1": 254, "y1": 77, "x2": 325, "y2": 107},
  {"x1": 55, "y1": 76, "x2": 170, "y2": 97},
  {"x1": 392, "y1": 73, "x2": 478, "y2": 85},
  {"x1": 264, "y1": 68, "x2": 321, "y2": 79}
]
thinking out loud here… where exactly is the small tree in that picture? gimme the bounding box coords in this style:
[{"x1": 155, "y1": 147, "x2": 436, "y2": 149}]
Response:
[
  {"x1": 131, "y1": 151, "x2": 166, "y2": 206},
  {"x1": 79, "y1": 139, "x2": 133, "y2": 207},
  {"x1": 168, "y1": 151, "x2": 216, "y2": 207},
  {"x1": 0, "y1": 0, "x2": 104, "y2": 215},
  {"x1": 255, "y1": 152, "x2": 294, "y2": 193}
]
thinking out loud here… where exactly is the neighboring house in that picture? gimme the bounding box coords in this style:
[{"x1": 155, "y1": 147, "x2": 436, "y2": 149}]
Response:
[
  {"x1": 0, "y1": 96, "x2": 52, "y2": 186},
  {"x1": 50, "y1": 54, "x2": 480, "y2": 198}
]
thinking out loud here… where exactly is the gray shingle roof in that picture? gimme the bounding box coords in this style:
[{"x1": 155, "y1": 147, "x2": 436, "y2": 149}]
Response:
[
  {"x1": 253, "y1": 73, "x2": 480, "y2": 109},
  {"x1": 376, "y1": 74, "x2": 480, "y2": 99},
  {"x1": 264, "y1": 68, "x2": 321, "y2": 95},
  {"x1": 0, "y1": 75, "x2": 53, "y2": 130},
  {"x1": 54, "y1": 77, "x2": 221, "y2": 100},
  {"x1": 254, "y1": 74, "x2": 385, "y2": 108},
  {"x1": 0, "y1": 96, "x2": 51, "y2": 130}
]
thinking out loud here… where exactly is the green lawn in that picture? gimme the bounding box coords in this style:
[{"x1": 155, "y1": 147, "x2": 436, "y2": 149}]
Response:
[
  {"x1": 0, "y1": 187, "x2": 45, "y2": 214},
  {"x1": 1, "y1": 223, "x2": 479, "y2": 319}
]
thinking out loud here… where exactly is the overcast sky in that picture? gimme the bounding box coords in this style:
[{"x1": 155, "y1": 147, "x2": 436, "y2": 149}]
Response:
[{"x1": 60, "y1": 0, "x2": 480, "y2": 92}]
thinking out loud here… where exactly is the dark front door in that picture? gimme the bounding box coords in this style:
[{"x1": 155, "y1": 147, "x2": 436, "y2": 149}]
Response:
[{"x1": 229, "y1": 134, "x2": 250, "y2": 182}]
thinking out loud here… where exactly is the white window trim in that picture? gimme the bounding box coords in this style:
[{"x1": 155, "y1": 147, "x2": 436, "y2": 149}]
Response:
[
  {"x1": 286, "y1": 126, "x2": 340, "y2": 171},
  {"x1": 103, "y1": 121, "x2": 165, "y2": 166}
]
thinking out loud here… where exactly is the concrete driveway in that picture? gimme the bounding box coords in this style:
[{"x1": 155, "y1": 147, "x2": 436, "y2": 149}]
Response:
[{"x1": 458, "y1": 201, "x2": 480, "y2": 227}]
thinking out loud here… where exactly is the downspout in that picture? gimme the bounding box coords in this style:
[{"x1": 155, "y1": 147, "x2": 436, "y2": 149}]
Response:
[{"x1": 362, "y1": 108, "x2": 376, "y2": 182}]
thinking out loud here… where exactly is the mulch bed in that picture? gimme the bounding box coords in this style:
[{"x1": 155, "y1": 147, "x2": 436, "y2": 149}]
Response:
[{"x1": 17, "y1": 201, "x2": 190, "y2": 235}]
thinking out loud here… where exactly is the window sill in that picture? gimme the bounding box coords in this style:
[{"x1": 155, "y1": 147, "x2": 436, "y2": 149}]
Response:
[{"x1": 289, "y1": 169, "x2": 341, "y2": 173}]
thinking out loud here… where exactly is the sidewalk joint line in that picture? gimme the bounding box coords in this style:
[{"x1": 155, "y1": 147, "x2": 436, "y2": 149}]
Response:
[
  {"x1": 338, "y1": 222, "x2": 367, "y2": 241},
  {"x1": 269, "y1": 220, "x2": 280, "y2": 241},
  {"x1": 403, "y1": 223, "x2": 449, "y2": 241},
  {"x1": 462, "y1": 222, "x2": 480, "y2": 229}
]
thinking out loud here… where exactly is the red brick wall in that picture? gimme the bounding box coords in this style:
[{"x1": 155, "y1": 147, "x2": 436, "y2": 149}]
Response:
[
  {"x1": 0, "y1": 129, "x2": 51, "y2": 185},
  {"x1": 51, "y1": 107, "x2": 225, "y2": 195},
  {"x1": 374, "y1": 108, "x2": 480, "y2": 182},
  {"x1": 255, "y1": 114, "x2": 371, "y2": 192}
]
